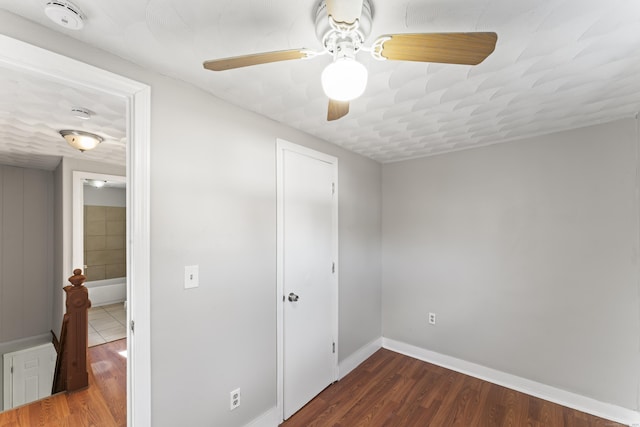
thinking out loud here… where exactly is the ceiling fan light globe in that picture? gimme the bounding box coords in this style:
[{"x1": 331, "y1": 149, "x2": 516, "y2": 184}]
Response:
[{"x1": 321, "y1": 58, "x2": 368, "y2": 102}]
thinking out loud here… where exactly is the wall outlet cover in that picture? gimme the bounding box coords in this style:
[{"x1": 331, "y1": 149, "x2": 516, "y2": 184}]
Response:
[
  {"x1": 230, "y1": 388, "x2": 241, "y2": 410},
  {"x1": 184, "y1": 265, "x2": 199, "y2": 289},
  {"x1": 428, "y1": 312, "x2": 436, "y2": 325}
]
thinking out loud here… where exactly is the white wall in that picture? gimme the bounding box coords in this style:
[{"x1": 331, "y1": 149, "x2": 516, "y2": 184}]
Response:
[
  {"x1": 0, "y1": 11, "x2": 382, "y2": 426},
  {"x1": 382, "y1": 118, "x2": 640, "y2": 411}
]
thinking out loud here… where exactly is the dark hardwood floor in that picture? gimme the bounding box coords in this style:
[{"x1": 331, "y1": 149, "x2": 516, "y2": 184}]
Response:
[
  {"x1": 0, "y1": 339, "x2": 126, "y2": 427},
  {"x1": 281, "y1": 348, "x2": 624, "y2": 427},
  {"x1": 0, "y1": 343, "x2": 624, "y2": 426}
]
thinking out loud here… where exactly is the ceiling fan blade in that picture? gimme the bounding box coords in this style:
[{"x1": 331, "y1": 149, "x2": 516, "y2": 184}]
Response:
[
  {"x1": 203, "y1": 49, "x2": 310, "y2": 71},
  {"x1": 327, "y1": 99, "x2": 349, "y2": 121},
  {"x1": 326, "y1": 0, "x2": 363, "y2": 24},
  {"x1": 373, "y1": 32, "x2": 497, "y2": 65}
]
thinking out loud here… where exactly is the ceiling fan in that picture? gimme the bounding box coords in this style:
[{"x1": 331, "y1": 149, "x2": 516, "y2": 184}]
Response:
[{"x1": 203, "y1": 0, "x2": 497, "y2": 121}]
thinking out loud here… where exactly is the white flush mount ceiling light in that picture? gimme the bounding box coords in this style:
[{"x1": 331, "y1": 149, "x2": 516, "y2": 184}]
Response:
[
  {"x1": 60, "y1": 130, "x2": 103, "y2": 152},
  {"x1": 44, "y1": 1, "x2": 86, "y2": 30}
]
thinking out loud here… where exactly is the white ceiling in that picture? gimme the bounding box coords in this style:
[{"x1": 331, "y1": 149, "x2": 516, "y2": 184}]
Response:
[
  {"x1": 0, "y1": 65, "x2": 126, "y2": 170},
  {"x1": 1, "y1": 0, "x2": 640, "y2": 163}
]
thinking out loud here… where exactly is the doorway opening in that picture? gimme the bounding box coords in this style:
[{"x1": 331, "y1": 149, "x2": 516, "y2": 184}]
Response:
[
  {"x1": 74, "y1": 172, "x2": 127, "y2": 346},
  {"x1": 0, "y1": 34, "x2": 151, "y2": 425},
  {"x1": 276, "y1": 139, "x2": 339, "y2": 421}
]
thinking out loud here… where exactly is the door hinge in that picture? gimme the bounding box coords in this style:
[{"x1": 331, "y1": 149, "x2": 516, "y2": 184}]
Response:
[
  {"x1": 332, "y1": 342, "x2": 335, "y2": 354},
  {"x1": 10, "y1": 365, "x2": 13, "y2": 374},
  {"x1": 332, "y1": 182, "x2": 335, "y2": 195},
  {"x1": 130, "y1": 320, "x2": 135, "y2": 333},
  {"x1": 332, "y1": 262, "x2": 335, "y2": 273}
]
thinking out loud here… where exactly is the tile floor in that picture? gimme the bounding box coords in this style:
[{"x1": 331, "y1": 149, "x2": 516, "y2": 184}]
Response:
[{"x1": 88, "y1": 302, "x2": 127, "y2": 347}]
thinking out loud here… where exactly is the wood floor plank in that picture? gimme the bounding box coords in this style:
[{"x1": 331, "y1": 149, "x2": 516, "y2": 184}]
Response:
[
  {"x1": 0, "y1": 339, "x2": 126, "y2": 427},
  {"x1": 425, "y1": 371, "x2": 467, "y2": 425},
  {"x1": 446, "y1": 376, "x2": 485, "y2": 426},
  {"x1": 280, "y1": 349, "x2": 626, "y2": 427}
]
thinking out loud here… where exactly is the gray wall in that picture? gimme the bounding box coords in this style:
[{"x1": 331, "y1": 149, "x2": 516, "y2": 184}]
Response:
[
  {"x1": 0, "y1": 165, "x2": 53, "y2": 343},
  {"x1": 382, "y1": 118, "x2": 640, "y2": 410},
  {"x1": 0, "y1": 165, "x2": 54, "y2": 410},
  {"x1": 0, "y1": 11, "x2": 382, "y2": 426},
  {"x1": 150, "y1": 67, "x2": 382, "y2": 427}
]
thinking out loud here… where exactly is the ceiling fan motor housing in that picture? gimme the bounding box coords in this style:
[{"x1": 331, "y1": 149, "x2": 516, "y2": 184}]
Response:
[{"x1": 315, "y1": 0, "x2": 373, "y2": 55}]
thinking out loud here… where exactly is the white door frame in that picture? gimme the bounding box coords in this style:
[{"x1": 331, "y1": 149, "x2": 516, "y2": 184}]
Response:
[
  {"x1": 276, "y1": 138, "x2": 339, "y2": 421},
  {"x1": 0, "y1": 35, "x2": 151, "y2": 426},
  {"x1": 72, "y1": 171, "x2": 126, "y2": 274}
]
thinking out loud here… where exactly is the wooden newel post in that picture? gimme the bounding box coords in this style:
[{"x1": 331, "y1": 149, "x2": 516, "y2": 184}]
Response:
[{"x1": 53, "y1": 269, "x2": 92, "y2": 393}]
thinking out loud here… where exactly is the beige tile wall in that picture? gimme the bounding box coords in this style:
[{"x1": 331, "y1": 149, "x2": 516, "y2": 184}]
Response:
[{"x1": 84, "y1": 206, "x2": 126, "y2": 281}]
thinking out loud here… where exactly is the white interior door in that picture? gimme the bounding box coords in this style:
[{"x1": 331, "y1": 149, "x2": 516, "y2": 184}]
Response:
[
  {"x1": 2, "y1": 343, "x2": 56, "y2": 410},
  {"x1": 278, "y1": 140, "x2": 338, "y2": 420}
]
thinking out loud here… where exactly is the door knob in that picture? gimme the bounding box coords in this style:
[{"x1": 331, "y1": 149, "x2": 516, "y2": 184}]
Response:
[{"x1": 288, "y1": 293, "x2": 299, "y2": 302}]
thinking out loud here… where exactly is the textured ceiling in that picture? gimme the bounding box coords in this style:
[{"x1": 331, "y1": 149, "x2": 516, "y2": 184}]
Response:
[
  {"x1": 1, "y1": 0, "x2": 640, "y2": 163},
  {"x1": 0, "y1": 65, "x2": 126, "y2": 170}
]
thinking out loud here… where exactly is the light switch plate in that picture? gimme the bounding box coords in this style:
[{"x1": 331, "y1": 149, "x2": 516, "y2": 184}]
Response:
[{"x1": 184, "y1": 265, "x2": 199, "y2": 289}]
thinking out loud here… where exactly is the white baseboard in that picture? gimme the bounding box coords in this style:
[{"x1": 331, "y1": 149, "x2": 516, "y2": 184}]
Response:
[
  {"x1": 338, "y1": 337, "x2": 382, "y2": 379},
  {"x1": 244, "y1": 406, "x2": 279, "y2": 427},
  {"x1": 382, "y1": 338, "x2": 640, "y2": 427}
]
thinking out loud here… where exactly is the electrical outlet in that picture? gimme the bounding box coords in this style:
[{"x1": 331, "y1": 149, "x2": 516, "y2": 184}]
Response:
[
  {"x1": 230, "y1": 388, "x2": 241, "y2": 411},
  {"x1": 428, "y1": 312, "x2": 437, "y2": 325}
]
